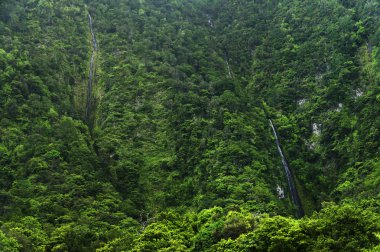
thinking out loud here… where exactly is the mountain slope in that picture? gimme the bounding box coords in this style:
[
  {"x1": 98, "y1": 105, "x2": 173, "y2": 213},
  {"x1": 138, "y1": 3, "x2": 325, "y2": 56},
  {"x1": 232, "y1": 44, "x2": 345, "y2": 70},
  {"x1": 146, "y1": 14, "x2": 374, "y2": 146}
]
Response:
[{"x1": 0, "y1": 0, "x2": 379, "y2": 251}]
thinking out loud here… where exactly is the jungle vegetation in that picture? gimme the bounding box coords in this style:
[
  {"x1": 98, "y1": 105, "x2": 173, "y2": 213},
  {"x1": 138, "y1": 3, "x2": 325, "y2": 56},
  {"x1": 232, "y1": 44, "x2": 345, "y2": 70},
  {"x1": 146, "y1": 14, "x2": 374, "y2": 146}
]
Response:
[{"x1": 0, "y1": 0, "x2": 379, "y2": 251}]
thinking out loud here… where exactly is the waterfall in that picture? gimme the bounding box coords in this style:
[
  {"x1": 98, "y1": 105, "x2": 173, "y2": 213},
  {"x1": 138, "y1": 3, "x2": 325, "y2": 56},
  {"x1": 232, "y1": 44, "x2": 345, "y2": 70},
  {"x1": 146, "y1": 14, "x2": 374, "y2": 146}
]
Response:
[
  {"x1": 88, "y1": 14, "x2": 97, "y2": 51},
  {"x1": 225, "y1": 59, "x2": 232, "y2": 78},
  {"x1": 269, "y1": 119, "x2": 304, "y2": 218},
  {"x1": 86, "y1": 53, "x2": 95, "y2": 120},
  {"x1": 86, "y1": 13, "x2": 97, "y2": 122},
  {"x1": 223, "y1": 50, "x2": 232, "y2": 78}
]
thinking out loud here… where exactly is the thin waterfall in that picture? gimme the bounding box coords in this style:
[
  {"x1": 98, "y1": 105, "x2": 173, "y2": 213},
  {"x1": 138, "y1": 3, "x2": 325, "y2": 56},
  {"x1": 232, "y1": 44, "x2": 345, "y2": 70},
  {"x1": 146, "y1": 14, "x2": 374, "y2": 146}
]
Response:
[
  {"x1": 86, "y1": 13, "x2": 97, "y2": 122},
  {"x1": 225, "y1": 59, "x2": 232, "y2": 78},
  {"x1": 223, "y1": 50, "x2": 232, "y2": 78},
  {"x1": 269, "y1": 119, "x2": 304, "y2": 218},
  {"x1": 86, "y1": 53, "x2": 94, "y2": 120},
  {"x1": 88, "y1": 13, "x2": 97, "y2": 51}
]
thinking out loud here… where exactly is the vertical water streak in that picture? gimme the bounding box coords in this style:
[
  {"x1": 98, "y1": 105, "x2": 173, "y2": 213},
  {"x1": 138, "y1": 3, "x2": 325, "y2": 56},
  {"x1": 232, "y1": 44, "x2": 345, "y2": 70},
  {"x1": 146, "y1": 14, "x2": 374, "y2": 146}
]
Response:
[
  {"x1": 223, "y1": 50, "x2": 232, "y2": 78},
  {"x1": 88, "y1": 14, "x2": 97, "y2": 51},
  {"x1": 269, "y1": 119, "x2": 304, "y2": 217},
  {"x1": 86, "y1": 13, "x2": 97, "y2": 122},
  {"x1": 86, "y1": 53, "x2": 94, "y2": 120},
  {"x1": 225, "y1": 59, "x2": 232, "y2": 78}
]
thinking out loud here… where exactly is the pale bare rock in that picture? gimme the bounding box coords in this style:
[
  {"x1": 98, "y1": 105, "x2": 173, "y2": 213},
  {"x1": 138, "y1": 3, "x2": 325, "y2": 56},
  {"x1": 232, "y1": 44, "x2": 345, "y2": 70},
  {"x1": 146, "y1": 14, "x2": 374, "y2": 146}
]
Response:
[
  {"x1": 335, "y1": 103, "x2": 343, "y2": 112},
  {"x1": 312, "y1": 123, "x2": 321, "y2": 136},
  {"x1": 276, "y1": 184, "x2": 285, "y2": 199},
  {"x1": 355, "y1": 89, "x2": 363, "y2": 98},
  {"x1": 297, "y1": 99, "x2": 306, "y2": 106}
]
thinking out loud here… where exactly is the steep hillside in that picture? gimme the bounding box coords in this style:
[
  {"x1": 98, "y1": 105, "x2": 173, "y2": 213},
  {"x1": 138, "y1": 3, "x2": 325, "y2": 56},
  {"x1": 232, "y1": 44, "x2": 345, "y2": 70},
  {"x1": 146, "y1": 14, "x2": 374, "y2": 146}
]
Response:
[{"x1": 0, "y1": 0, "x2": 379, "y2": 251}]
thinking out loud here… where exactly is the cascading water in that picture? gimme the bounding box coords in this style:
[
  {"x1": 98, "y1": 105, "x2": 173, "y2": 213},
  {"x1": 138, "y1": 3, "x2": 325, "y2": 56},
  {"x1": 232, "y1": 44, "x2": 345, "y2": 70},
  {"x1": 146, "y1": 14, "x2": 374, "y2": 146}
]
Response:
[
  {"x1": 88, "y1": 13, "x2": 97, "y2": 51},
  {"x1": 269, "y1": 119, "x2": 304, "y2": 218},
  {"x1": 225, "y1": 59, "x2": 232, "y2": 78},
  {"x1": 86, "y1": 13, "x2": 97, "y2": 122},
  {"x1": 86, "y1": 53, "x2": 94, "y2": 120},
  {"x1": 223, "y1": 50, "x2": 232, "y2": 78}
]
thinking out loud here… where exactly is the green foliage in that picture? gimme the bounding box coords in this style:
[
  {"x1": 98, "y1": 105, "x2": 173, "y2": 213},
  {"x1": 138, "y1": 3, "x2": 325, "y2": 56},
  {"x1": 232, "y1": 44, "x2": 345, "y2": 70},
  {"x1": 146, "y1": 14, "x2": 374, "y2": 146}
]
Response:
[
  {"x1": 0, "y1": 230, "x2": 20, "y2": 252},
  {"x1": 210, "y1": 202, "x2": 380, "y2": 252},
  {"x1": 0, "y1": 0, "x2": 379, "y2": 251},
  {"x1": 2, "y1": 217, "x2": 48, "y2": 251},
  {"x1": 302, "y1": 202, "x2": 380, "y2": 251}
]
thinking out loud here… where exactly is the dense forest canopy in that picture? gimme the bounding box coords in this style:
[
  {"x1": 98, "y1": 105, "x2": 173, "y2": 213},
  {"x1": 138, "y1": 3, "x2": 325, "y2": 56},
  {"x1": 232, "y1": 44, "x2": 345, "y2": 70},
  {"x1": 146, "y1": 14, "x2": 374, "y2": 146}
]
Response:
[{"x1": 0, "y1": 0, "x2": 379, "y2": 251}]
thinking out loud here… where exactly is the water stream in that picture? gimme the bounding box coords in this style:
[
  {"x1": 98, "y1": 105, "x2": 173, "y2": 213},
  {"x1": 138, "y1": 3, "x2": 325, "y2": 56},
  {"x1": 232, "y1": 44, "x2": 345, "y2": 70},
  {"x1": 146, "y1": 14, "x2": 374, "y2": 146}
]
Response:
[
  {"x1": 86, "y1": 13, "x2": 97, "y2": 122},
  {"x1": 223, "y1": 50, "x2": 232, "y2": 78},
  {"x1": 225, "y1": 59, "x2": 232, "y2": 78},
  {"x1": 88, "y1": 13, "x2": 97, "y2": 51},
  {"x1": 269, "y1": 119, "x2": 304, "y2": 218}
]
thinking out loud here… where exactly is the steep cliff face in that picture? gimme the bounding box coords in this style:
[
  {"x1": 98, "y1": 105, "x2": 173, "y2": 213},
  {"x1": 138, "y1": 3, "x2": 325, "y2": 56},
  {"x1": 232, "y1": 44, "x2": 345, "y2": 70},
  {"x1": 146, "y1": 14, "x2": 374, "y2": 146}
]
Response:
[{"x1": 0, "y1": 0, "x2": 379, "y2": 251}]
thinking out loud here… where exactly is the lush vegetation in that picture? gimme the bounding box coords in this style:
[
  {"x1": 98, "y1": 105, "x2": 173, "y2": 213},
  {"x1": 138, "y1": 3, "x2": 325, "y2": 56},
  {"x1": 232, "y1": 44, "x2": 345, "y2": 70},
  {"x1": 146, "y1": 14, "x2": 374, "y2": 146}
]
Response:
[{"x1": 0, "y1": 0, "x2": 379, "y2": 251}]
